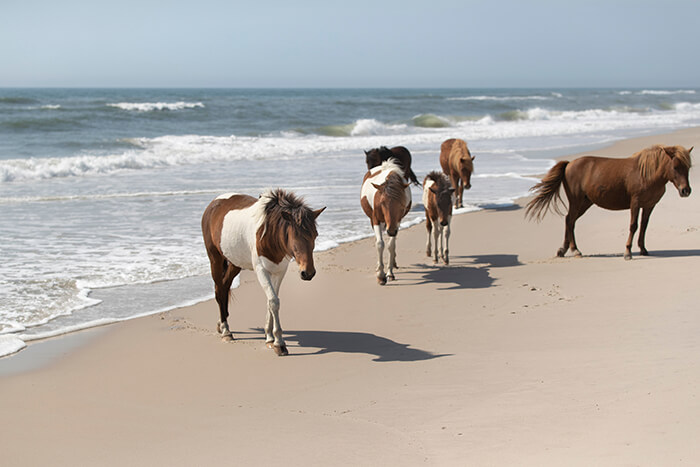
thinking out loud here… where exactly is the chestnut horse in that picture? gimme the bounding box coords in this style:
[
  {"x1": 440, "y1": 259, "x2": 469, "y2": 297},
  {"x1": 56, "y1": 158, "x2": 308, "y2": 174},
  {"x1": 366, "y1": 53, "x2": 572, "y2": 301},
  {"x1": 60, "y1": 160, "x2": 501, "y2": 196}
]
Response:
[
  {"x1": 423, "y1": 171, "x2": 454, "y2": 264},
  {"x1": 201, "y1": 189, "x2": 325, "y2": 355},
  {"x1": 365, "y1": 145, "x2": 419, "y2": 185},
  {"x1": 526, "y1": 145, "x2": 692, "y2": 260},
  {"x1": 440, "y1": 138, "x2": 475, "y2": 209},
  {"x1": 361, "y1": 160, "x2": 412, "y2": 285}
]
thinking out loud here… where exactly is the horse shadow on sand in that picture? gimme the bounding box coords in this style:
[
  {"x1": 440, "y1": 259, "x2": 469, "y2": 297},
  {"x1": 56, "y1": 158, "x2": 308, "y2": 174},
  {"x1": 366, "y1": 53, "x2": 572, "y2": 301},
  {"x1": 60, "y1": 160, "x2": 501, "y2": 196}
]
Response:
[
  {"x1": 399, "y1": 253, "x2": 522, "y2": 290},
  {"x1": 582, "y1": 248, "x2": 700, "y2": 259},
  {"x1": 241, "y1": 328, "x2": 449, "y2": 362}
]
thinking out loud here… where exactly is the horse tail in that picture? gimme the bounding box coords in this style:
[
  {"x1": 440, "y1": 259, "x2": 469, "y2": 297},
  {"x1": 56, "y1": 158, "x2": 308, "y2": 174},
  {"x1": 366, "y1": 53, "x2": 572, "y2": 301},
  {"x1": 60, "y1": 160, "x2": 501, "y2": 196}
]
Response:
[
  {"x1": 407, "y1": 167, "x2": 420, "y2": 186},
  {"x1": 525, "y1": 161, "x2": 568, "y2": 221}
]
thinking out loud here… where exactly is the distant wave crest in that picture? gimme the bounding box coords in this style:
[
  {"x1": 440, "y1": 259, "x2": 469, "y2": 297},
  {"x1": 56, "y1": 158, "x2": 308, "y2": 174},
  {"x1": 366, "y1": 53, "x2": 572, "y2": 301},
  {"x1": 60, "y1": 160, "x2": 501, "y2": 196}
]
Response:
[
  {"x1": 107, "y1": 101, "x2": 205, "y2": 112},
  {"x1": 447, "y1": 94, "x2": 554, "y2": 102}
]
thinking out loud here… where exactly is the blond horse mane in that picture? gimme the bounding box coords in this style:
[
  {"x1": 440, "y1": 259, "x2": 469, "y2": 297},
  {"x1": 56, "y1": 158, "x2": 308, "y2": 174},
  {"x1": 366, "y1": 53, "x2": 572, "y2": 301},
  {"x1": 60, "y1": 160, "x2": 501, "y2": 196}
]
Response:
[
  {"x1": 451, "y1": 140, "x2": 474, "y2": 172},
  {"x1": 636, "y1": 145, "x2": 692, "y2": 182}
]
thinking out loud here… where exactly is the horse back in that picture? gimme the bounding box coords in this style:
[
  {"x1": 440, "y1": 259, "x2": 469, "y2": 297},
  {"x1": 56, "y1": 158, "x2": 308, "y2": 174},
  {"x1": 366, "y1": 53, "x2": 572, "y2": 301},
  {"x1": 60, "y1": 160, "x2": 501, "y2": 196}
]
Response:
[
  {"x1": 202, "y1": 194, "x2": 258, "y2": 257},
  {"x1": 440, "y1": 139, "x2": 456, "y2": 173},
  {"x1": 566, "y1": 156, "x2": 640, "y2": 210}
]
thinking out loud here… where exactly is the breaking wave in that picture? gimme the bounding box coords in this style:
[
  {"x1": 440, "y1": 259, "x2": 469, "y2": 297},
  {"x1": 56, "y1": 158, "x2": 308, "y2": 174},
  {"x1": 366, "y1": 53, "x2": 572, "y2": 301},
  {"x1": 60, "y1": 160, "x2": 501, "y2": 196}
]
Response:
[{"x1": 107, "y1": 101, "x2": 205, "y2": 112}]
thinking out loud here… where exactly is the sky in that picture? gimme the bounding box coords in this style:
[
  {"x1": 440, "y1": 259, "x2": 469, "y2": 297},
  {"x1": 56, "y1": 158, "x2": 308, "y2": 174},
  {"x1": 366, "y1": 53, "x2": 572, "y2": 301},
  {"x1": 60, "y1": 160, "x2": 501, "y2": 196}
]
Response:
[{"x1": 1, "y1": 0, "x2": 698, "y2": 88}]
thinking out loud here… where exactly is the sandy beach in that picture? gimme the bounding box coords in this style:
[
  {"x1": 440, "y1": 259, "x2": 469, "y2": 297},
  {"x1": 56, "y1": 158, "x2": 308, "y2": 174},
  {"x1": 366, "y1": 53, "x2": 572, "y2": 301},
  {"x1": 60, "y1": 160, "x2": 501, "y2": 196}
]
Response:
[{"x1": 1, "y1": 127, "x2": 699, "y2": 466}]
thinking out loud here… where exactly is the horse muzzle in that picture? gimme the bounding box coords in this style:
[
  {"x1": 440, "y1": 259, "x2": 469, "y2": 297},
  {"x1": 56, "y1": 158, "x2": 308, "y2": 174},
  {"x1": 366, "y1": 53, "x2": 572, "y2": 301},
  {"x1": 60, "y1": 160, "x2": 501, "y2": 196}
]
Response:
[
  {"x1": 300, "y1": 269, "x2": 316, "y2": 281},
  {"x1": 680, "y1": 186, "x2": 692, "y2": 197},
  {"x1": 387, "y1": 229, "x2": 398, "y2": 237}
]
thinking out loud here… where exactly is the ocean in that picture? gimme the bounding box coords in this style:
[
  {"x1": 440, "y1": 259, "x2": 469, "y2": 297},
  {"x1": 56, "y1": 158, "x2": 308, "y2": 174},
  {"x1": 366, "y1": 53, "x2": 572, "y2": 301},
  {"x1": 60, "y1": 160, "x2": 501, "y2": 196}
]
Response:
[{"x1": 1, "y1": 87, "x2": 699, "y2": 357}]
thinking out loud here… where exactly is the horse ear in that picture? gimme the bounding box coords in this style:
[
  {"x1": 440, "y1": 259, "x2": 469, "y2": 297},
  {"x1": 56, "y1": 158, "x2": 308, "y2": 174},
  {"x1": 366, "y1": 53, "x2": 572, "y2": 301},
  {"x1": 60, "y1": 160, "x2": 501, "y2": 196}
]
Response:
[
  {"x1": 471, "y1": 155, "x2": 476, "y2": 161},
  {"x1": 429, "y1": 185, "x2": 439, "y2": 194},
  {"x1": 312, "y1": 207, "x2": 326, "y2": 219},
  {"x1": 689, "y1": 146, "x2": 694, "y2": 153},
  {"x1": 371, "y1": 182, "x2": 384, "y2": 191},
  {"x1": 662, "y1": 146, "x2": 675, "y2": 158},
  {"x1": 403, "y1": 182, "x2": 411, "y2": 189}
]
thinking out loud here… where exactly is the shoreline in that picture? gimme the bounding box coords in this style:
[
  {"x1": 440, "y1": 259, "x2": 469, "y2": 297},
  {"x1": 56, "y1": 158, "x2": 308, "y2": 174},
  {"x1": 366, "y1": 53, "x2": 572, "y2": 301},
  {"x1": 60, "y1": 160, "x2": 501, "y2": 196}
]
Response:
[
  {"x1": 1, "y1": 126, "x2": 698, "y2": 465},
  {"x1": 2, "y1": 125, "x2": 693, "y2": 360},
  {"x1": 3, "y1": 125, "x2": 695, "y2": 362}
]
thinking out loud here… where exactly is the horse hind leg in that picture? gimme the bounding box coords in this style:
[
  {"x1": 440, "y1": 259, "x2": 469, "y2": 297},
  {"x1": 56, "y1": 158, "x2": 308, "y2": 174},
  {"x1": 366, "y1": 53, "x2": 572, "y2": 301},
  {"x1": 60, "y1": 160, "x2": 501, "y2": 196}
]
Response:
[
  {"x1": 210, "y1": 256, "x2": 241, "y2": 341},
  {"x1": 558, "y1": 199, "x2": 591, "y2": 257}
]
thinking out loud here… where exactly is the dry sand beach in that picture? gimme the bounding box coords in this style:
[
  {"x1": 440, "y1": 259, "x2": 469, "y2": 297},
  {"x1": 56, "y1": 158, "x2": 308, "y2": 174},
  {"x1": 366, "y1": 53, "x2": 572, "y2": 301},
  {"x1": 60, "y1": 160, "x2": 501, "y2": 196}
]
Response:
[{"x1": 1, "y1": 127, "x2": 699, "y2": 466}]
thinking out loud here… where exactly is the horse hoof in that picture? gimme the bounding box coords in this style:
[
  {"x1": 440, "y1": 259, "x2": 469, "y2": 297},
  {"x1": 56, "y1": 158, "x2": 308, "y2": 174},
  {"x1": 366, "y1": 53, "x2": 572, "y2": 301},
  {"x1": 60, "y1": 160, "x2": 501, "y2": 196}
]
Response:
[
  {"x1": 221, "y1": 334, "x2": 234, "y2": 342},
  {"x1": 556, "y1": 249, "x2": 566, "y2": 257},
  {"x1": 267, "y1": 343, "x2": 288, "y2": 356},
  {"x1": 444, "y1": 258, "x2": 449, "y2": 265},
  {"x1": 573, "y1": 249, "x2": 583, "y2": 257},
  {"x1": 640, "y1": 249, "x2": 649, "y2": 256},
  {"x1": 387, "y1": 274, "x2": 395, "y2": 281},
  {"x1": 624, "y1": 254, "x2": 633, "y2": 261},
  {"x1": 377, "y1": 276, "x2": 387, "y2": 286}
]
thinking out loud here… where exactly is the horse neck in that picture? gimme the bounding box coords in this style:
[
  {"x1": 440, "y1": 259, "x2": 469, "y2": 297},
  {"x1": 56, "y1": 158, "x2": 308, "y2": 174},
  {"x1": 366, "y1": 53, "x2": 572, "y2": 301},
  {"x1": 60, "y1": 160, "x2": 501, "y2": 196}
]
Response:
[{"x1": 256, "y1": 216, "x2": 292, "y2": 264}]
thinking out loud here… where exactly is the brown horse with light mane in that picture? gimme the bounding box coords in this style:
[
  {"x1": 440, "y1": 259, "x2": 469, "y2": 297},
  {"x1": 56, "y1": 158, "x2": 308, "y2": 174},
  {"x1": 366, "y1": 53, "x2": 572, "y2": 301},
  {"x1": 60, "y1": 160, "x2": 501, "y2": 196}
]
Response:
[
  {"x1": 526, "y1": 145, "x2": 692, "y2": 260},
  {"x1": 361, "y1": 160, "x2": 412, "y2": 285},
  {"x1": 202, "y1": 189, "x2": 325, "y2": 355},
  {"x1": 365, "y1": 145, "x2": 419, "y2": 185},
  {"x1": 440, "y1": 138, "x2": 475, "y2": 208}
]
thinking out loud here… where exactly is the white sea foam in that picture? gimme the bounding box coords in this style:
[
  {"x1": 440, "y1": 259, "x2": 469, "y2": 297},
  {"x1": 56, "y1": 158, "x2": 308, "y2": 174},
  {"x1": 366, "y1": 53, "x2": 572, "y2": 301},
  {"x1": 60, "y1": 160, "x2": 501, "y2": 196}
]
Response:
[
  {"x1": 639, "y1": 90, "x2": 696, "y2": 95},
  {"x1": 3, "y1": 103, "x2": 700, "y2": 184},
  {"x1": 107, "y1": 102, "x2": 205, "y2": 112},
  {"x1": 0, "y1": 335, "x2": 26, "y2": 358},
  {"x1": 447, "y1": 95, "x2": 551, "y2": 102},
  {"x1": 350, "y1": 118, "x2": 407, "y2": 136}
]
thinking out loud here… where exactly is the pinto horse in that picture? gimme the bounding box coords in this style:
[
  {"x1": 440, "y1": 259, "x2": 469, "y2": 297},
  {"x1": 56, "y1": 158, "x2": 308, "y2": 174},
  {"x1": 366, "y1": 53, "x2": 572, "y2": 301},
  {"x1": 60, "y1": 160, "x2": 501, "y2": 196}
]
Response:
[
  {"x1": 361, "y1": 160, "x2": 412, "y2": 285},
  {"x1": 365, "y1": 145, "x2": 420, "y2": 186},
  {"x1": 201, "y1": 189, "x2": 325, "y2": 355},
  {"x1": 526, "y1": 145, "x2": 692, "y2": 260},
  {"x1": 423, "y1": 171, "x2": 454, "y2": 264},
  {"x1": 440, "y1": 138, "x2": 475, "y2": 209}
]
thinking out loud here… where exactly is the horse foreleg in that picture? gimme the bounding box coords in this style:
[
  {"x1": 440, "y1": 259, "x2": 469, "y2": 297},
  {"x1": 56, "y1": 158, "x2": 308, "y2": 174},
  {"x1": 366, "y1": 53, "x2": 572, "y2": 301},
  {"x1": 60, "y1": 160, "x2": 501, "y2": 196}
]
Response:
[
  {"x1": 256, "y1": 266, "x2": 288, "y2": 356},
  {"x1": 450, "y1": 173, "x2": 461, "y2": 208},
  {"x1": 431, "y1": 221, "x2": 440, "y2": 263},
  {"x1": 625, "y1": 204, "x2": 640, "y2": 260},
  {"x1": 425, "y1": 218, "x2": 433, "y2": 258},
  {"x1": 457, "y1": 179, "x2": 464, "y2": 209},
  {"x1": 373, "y1": 224, "x2": 387, "y2": 285},
  {"x1": 387, "y1": 234, "x2": 397, "y2": 281},
  {"x1": 638, "y1": 206, "x2": 654, "y2": 256},
  {"x1": 442, "y1": 220, "x2": 451, "y2": 265}
]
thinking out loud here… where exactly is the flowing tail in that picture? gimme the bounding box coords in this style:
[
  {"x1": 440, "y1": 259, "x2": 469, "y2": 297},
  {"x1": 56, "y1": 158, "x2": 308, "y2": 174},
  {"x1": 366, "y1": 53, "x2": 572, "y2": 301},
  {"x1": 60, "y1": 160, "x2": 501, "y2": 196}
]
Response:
[{"x1": 525, "y1": 161, "x2": 569, "y2": 221}]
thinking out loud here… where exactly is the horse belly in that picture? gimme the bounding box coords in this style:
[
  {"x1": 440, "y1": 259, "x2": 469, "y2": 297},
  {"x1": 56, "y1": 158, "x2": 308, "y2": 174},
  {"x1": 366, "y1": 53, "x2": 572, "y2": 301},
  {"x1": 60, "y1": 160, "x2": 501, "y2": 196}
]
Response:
[{"x1": 583, "y1": 184, "x2": 630, "y2": 210}]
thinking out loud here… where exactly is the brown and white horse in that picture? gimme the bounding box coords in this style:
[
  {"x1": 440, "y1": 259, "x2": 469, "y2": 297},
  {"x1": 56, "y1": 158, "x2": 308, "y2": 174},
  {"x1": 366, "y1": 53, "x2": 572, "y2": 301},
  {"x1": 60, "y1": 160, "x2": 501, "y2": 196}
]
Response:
[
  {"x1": 526, "y1": 145, "x2": 692, "y2": 259},
  {"x1": 440, "y1": 138, "x2": 475, "y2": 208},
  {"x1": 201, "y1": 189, "x2": 325, "y2": 355},
  {"x1": 423, "y1": 171, "x2": 454, "y2": 264},
  {"x1": 361, "y1": 160, "x2": 412, "y2": 285}
]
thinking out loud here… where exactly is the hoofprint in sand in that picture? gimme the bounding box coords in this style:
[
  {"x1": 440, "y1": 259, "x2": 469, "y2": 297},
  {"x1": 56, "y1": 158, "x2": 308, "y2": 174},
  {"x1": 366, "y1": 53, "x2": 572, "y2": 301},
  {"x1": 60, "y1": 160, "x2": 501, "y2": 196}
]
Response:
[{"x1": 1, "y1": 127, "x2": 699, "y2": 466}]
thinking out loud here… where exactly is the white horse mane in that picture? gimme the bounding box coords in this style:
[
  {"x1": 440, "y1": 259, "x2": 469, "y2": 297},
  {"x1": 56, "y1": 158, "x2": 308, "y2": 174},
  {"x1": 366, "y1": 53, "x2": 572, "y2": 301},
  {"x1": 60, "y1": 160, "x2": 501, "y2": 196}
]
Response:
[{"x1": 252, "y1": 189, "x2": 275, "y2": 238}]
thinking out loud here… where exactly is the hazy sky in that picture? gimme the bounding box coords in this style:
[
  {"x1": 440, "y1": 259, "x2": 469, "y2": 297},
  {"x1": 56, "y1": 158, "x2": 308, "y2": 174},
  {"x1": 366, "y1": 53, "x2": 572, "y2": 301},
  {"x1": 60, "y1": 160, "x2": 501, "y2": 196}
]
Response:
[{"x1": 2, "y1": 0, "x2": 698, "y2": 88}]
